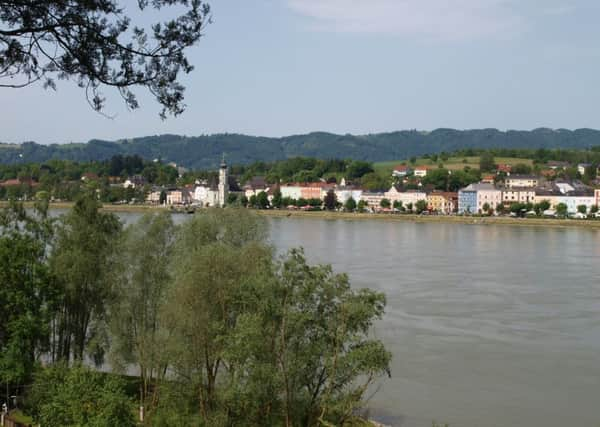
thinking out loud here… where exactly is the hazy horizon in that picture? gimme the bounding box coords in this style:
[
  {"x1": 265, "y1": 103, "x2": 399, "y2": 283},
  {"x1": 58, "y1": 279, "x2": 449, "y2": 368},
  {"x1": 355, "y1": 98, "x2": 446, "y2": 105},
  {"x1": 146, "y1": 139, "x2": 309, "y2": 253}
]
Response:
[{"x1": 2, "y1": 0, "x2": 600, "y2": 144}]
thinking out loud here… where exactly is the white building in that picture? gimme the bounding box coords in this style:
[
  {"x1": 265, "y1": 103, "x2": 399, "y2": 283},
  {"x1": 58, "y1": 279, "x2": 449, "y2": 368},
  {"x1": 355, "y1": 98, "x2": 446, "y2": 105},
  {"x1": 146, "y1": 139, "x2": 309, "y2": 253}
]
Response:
[
  {"x1": 384, "y1": 185, "x2": 427, "y2": 206},
  {"x1": 280, "y1": 185, "x2": 303, "y2": 200},
  {"x1": 505, "y1": 175, "x2": 539, "y2": 189},
  {"x1": 335, "y1": 187, "x2": 363, "y2": 204}
]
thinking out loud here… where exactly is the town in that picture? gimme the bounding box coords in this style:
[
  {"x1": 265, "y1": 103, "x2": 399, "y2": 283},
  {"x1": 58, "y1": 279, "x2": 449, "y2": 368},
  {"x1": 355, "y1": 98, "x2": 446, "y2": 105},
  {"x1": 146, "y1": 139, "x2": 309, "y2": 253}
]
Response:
[
  {"x1": 2, "y1": 151, "x2": 600, "y2": 219},
  {"x1": 144, "y1": 158, "x2": 600, "y2": 219}
]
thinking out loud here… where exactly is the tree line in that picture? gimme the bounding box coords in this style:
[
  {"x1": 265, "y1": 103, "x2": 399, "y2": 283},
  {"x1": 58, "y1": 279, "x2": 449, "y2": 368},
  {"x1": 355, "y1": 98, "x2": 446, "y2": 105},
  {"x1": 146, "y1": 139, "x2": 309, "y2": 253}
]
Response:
[{"x1": 0, "y1": 196, "x2": 391, "y2": 426}]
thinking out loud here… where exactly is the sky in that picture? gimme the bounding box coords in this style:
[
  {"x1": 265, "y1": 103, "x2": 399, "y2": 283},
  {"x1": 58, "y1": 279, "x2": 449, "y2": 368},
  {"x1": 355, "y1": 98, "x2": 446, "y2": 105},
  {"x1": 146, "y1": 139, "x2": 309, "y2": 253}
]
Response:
[{"x1": 2, "y1": 0, "x2": 600, "y2": 144}]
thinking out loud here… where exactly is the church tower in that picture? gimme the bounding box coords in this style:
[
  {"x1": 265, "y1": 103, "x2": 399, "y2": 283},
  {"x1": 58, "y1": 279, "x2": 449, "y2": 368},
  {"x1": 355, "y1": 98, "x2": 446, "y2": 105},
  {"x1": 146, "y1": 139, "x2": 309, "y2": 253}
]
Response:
[{"x1": 218, "y1": 154, "x2": 228, "y2": 207}]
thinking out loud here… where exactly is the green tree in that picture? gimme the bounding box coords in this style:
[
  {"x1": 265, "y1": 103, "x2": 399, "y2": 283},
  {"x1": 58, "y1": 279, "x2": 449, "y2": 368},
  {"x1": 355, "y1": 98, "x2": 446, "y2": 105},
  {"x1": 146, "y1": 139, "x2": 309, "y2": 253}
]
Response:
[
  {"x1": 379, "y1": 198, "x2": 391, "y2": 209},
  {"x1": 109, "y1": 212, "x2": 175, "y2": 406},
  {"x1": 227, "y1": 192, "x2": 239, "y2": 205},
  {"x1": 256, "y1": 191, "x2": 270, "y2": 209},
  {"x1": 415, "y1": 199, "x2": 428, "y2": 214},
  {"x1": 29, "y1": 364, "x2": 136, "y2": 427},
  {"x1": 0, "y1": 1, "x2": 211, "y2": 117},
  {"x1": 163, "y1": 209, "x2": 271, "y2": 422},
  {"x1": 0, "y1": 202, "x2": 56, "y2": 394},
  {"x1": 357, "y1": 200, "x2": 367, "y2": 212},
  {"x1": 271, "y1": 187, "x2": 283, "y2": 208},
  {"x1": 479, "y1": 152, "x2": 496, "y2": 172},
  {"x1": 482, "y1": 202, "x2": 490, "y2": 213},
  {"x1": 50, "y1": 194, "x2": 122, "y2": 362},
  {"x1": 556, "y1": 203, "x2": 568, "y2": 217},
  {"x1": 324, "y1": 189, "x2": 337, "y2": 211},
  {"x1": 267, "y1": 250, "x2": 391, "y2": 426},
  {"x1": 393, "y1": 200, "x2": 403, "y2": 211},
  {"x1": 512, "y1": 163, "x2": 532, "y2": 175},
  {"x1": 590, "y1": 205, "x2": 599, "y2": 214},
  {"x1": 344, "y1": 196, "x2": 357, "y2": 212},
  {"x1": 577, "y1": 204, "x2": 587, "y2": 214},
  {"x1": 406, "y1": 202, "x2": 413, "y2": 212},
  {"x1": 345, "y1": 161, "x2": 374, "y2": 179},
  {"x1": 534, "y1": 200, "x2": 551, "y2": 215}
]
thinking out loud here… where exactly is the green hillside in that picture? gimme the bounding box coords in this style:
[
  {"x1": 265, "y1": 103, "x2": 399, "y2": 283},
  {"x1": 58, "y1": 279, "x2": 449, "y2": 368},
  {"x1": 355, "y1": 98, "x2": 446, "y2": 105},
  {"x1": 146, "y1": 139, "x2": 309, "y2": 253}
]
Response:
[{"x1": 2, "y1": 128, "x2": 600, "y2": 169}]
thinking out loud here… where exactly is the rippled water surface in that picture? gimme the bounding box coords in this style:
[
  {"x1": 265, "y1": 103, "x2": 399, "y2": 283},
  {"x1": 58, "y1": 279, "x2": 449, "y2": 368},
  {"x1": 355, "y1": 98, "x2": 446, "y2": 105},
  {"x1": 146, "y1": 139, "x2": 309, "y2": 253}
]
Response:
[{"x1": 99, "y1": 211, "x2": 600, "y2": 426}]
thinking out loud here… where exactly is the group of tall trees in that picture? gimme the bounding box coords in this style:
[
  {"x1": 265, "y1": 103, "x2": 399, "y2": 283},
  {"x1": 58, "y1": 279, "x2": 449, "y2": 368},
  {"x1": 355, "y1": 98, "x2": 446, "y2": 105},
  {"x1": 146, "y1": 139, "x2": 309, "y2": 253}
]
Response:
[{"x1": 0, "y1": 197, "x2": 391, "y2": 426}]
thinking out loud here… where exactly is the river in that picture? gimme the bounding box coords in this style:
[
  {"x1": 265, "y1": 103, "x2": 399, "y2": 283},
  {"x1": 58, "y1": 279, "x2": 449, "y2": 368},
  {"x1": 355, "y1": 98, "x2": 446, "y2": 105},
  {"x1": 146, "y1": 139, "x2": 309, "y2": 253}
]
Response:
[{"x1": 74, "y1": 210, "x2": 600, "y2": 426}]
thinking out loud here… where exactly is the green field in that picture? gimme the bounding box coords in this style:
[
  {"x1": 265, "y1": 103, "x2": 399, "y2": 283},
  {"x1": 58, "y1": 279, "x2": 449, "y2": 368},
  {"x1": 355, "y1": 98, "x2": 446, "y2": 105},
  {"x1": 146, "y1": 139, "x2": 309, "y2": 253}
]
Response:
[{"x1": 374, "y1": 156, "x2": 534, "y2": 175}]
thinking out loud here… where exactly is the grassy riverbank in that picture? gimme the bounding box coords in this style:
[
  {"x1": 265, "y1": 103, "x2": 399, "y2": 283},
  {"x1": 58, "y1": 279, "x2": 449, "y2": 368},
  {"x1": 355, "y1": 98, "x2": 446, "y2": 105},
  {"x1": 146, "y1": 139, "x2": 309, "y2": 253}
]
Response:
[{"x1": 3, "y1": 201, "x2": 600, "y2": 229}]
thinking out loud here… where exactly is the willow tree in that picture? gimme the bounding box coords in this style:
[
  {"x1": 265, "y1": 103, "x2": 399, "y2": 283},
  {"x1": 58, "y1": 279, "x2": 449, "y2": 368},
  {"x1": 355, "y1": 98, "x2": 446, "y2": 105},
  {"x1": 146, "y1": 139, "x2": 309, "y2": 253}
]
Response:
[
  {"x1": 0, "y1": 1, "x2": 211, "y2": 116},
  {"x1": 110, "y1": 211, "x2": 176, "y2": 406},
  {"x1": 0, "y1": 201, "x2": 56, "y2": 398},
  {"x1": 50, "y1": 194, "x2": 122, "y2": 363},
  {"x1": 161, "y1": 209, "x2": 391, "y2": 426}
]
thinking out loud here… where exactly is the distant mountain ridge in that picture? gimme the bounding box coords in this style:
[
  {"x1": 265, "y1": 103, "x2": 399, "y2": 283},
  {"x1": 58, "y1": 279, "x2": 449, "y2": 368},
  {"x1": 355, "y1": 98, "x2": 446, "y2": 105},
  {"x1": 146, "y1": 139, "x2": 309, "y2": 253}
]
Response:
[{"x1": 2, "y1": 128, "x2": 600, "y2": 169}]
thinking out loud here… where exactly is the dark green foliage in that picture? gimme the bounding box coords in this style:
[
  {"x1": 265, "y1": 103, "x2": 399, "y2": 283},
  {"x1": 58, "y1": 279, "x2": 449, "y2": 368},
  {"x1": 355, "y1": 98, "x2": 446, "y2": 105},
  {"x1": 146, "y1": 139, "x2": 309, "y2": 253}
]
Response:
[
  {"x1": 4, "y1": 129, "x2": 600, "y2": 170},
  {"x1": 0, "y1": 202, "x2": 56, "y2": 389},
  {"x1": 324, "y1": 189, "x2": 337, "y2": 211},
  {"x1": 512, "y1": 163, "x2": 532, "y2": 175},
  {"x1": 479, "y1": 152, "x2": 495, "y2": 172},
  {"x1": 344, "y1": 196, "x2": 357, "y2": 212},
  {"x1": 49, "y1": 194, "x2": 122, "y2": 362},
  {"x1": 0, "y1": 1, "x2": 210, "y2": 117},
  {"x1": 556, "y1": 203, "x2": 568, "y2": 217},
  {"x1": 415, "y1": 200, "x2": 428, "y2": 214},
  {"x1": 271, "y1": 187, "x2": 282, "y2": 208},
  {"x1": 27, "y1": 364, "x2": 135, "y2": 427},
  {"x1": 380, "y1": 198, "x2": 391, "y2": 209}
]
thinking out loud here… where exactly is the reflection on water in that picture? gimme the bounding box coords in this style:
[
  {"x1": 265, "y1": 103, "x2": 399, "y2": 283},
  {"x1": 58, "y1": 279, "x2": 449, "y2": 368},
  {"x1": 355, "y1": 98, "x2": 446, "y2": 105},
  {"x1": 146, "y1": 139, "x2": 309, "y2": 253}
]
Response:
[{"x1": 62, "y1": 210, "x2": 600, "y2": 427}]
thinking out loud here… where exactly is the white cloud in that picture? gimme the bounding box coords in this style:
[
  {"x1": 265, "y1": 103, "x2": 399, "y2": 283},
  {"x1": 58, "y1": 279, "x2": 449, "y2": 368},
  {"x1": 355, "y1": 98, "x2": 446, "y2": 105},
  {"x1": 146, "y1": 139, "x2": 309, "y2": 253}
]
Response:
[{"x1": 286, "y1": 0, "x2": 525, "y2": 41}]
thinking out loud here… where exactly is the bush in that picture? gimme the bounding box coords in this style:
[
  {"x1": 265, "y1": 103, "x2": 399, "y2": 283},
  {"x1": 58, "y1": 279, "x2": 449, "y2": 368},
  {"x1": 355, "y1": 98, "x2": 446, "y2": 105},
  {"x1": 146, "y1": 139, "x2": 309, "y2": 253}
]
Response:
[{"x1": 28, "y1": 364, "x2": 136, "y2": 427}]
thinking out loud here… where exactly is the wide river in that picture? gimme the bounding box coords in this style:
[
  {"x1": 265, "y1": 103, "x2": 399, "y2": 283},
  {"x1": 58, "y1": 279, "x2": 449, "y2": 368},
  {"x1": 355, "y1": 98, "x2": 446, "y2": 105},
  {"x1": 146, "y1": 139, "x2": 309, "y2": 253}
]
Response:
[{"x1": 111, "y1": 212, "x2": 600, "y2": 426}]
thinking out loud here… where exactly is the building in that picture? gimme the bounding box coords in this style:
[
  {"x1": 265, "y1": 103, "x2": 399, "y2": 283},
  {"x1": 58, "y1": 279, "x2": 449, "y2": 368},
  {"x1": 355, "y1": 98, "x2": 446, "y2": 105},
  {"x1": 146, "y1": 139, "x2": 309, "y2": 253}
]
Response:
[
  {"x1": 414, "y1": 166, "x2": 430, "y2": 177},
  {"x1": 427, "y1": 191, "x2": 458, "y2": 214},
  {"x1": 123, "y1": 175, "x2": 146, "y2": 189},
  {"x1": 502, "y1": 188, "x2": 536, "y2": 204},
  {"x1": 458, "y1": 186, "x2": 477, "y2": 214},
  {"x1": 505, "y1": 175, "x2": 539, "y2": 189},
  {"x1": 496, "y1": 164, "x2": 512, "y2": 175},
  {"x1": 360, "y1": 192, "x2": 385, "y2": 211},
  {"x1": 577, "y1": 163, "x2": 592, "y2": 176},
  {"x1": 458, "y1": 183, "x2": 501, "y2": 213},
  {"x1": 280, "y1": 184, "x2": 302, "y2": 200},
  {"x1": 392, "y1": 165, "x2": 412, "y2": 177},
  {"x1": 243, "y1": 176, "x2": 269, "y2": 199},
  {"x1": 334, "y1": 187, "x2": 363, "y2": 204},
  {"x1": 384, "y1": 185, "x2": 427, "y2": 206},
  {"x1": 547, "y1": 161, "x2": 570, "y2": 170},
  {"x1": 217, "y1": 157, "x2": 228, "y2": 207},
  {"x1": 146, "y1": 188, "x2": 163, "y2": 204},
  {"x1": 165, "y1": 188, "x2": 192, "y2": 205},
  {"x1": 481, "y1": 175, "x2": 495, "y2": 184}
]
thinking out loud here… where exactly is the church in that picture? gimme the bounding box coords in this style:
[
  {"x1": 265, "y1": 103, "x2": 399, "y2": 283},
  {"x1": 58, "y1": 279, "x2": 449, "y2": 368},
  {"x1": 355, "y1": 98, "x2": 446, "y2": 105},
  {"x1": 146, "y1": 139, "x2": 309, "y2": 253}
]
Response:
[{"x1": 193, "y1": 157, "x2": 229, "y2": 207}]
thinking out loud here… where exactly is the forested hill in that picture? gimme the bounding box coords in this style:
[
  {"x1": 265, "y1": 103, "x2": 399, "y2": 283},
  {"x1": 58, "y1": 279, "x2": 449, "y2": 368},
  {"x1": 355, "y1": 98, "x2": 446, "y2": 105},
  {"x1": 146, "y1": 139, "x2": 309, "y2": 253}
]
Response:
[{"x1": 2, "y1": 128, "x2": 600, "y2": 169}]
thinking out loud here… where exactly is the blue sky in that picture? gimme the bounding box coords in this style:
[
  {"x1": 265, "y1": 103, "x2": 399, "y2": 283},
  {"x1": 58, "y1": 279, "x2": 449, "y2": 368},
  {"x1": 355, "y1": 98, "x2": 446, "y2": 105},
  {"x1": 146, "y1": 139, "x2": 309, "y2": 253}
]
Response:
[{"x1": 2, "y1": 0, "x2": 600, "y2": 144}]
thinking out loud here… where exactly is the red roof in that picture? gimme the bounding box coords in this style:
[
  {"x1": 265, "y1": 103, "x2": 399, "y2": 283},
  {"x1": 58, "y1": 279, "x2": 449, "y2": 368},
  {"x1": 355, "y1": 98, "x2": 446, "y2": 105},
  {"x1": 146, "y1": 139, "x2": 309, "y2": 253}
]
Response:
[
  {"x1": 0, "y1": 178, "x2": 38, "y2": 187},
  {"x1": 0, "y1": 179, "x2": 21, "y2": 187},
  {"x1": 497, "y1": 164, "x2": 512, "y2": 172}
]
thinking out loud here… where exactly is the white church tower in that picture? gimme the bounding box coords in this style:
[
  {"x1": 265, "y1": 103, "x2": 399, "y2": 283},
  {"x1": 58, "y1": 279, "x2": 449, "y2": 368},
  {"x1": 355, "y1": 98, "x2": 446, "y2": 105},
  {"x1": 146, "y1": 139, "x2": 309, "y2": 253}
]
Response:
[{"x1": 218, "y1": 154, "x2": 228, "y2": 207}]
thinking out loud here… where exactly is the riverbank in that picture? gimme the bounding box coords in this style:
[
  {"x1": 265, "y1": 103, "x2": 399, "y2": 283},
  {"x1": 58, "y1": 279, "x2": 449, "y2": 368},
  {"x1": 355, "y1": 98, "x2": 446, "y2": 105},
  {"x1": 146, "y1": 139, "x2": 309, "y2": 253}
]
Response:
[
  {"x1": 256, "y1": 209, "x2": 600, "y2": 229},
  {"x1": 4, "y1": 201, "x2": 600, "y2": 229}
]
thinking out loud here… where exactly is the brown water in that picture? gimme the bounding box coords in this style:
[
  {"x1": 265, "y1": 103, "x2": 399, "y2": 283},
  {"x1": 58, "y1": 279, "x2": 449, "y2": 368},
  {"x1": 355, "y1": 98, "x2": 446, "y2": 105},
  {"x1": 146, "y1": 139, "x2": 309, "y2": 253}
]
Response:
[{"x1": 78, "y1": 210, "x2": 600, "y2": 426}]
